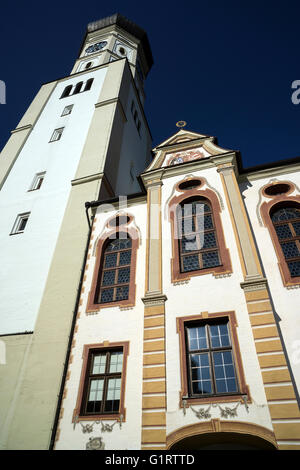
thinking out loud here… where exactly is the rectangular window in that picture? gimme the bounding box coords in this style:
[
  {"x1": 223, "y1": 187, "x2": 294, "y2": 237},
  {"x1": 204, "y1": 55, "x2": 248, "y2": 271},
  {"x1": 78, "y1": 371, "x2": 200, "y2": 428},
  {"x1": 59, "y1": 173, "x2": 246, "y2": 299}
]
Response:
[
  {"x1": 61, "y1": 105, "x2": 73, "y2": 116},
  {"x1": 185, "y1": 319, "x2": 238, "y2": 397},
  {"x1": 49, "y1": 127, "x2": 64, "y2": 142},
  {"x1": 81, "y1": 348, "x2": 123, "y2": 416},
  {"x1": 10, "y1": 212, "x2": 30, "y2": 235},
  {"x1": 29, "y1": 172, "x2": 46, "y2": 191}
]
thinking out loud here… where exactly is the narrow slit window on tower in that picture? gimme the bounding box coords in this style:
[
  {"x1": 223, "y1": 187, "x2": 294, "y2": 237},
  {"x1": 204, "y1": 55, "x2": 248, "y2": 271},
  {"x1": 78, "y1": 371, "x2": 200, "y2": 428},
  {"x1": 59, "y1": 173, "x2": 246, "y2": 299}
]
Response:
[
  {"x1": 60, "y1": 85, "x2": 72, "y2": 99},
  {"x1": 84, "y1": 78, "x2": 94, "y2": 91},
  {"x1": 131, "y1": 101, "x2": 142, "y2": 135},
  {"x1": 73, "y1": 82, "x2": 83, "y2": 95},
  {"x1": 49, "y1": 127, "x2": 64, "y2": 142},
  {"x1": 10, "y1": 212, "x2": 30, "y2": 235}
]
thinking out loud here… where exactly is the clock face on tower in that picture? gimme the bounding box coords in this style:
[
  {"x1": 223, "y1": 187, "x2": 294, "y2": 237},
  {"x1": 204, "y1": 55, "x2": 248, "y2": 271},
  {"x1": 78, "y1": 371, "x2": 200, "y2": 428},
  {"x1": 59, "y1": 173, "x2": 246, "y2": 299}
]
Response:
[{"x1": 85, "y1": 41, "x2": 107, "y2": 54}]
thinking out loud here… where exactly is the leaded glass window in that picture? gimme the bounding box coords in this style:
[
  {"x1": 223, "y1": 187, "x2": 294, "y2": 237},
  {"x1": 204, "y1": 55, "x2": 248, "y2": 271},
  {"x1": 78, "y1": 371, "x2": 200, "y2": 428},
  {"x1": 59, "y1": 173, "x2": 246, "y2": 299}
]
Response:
[
  {"x1": 178, "y1": 199, "x2": 221, "y2": 272},
  {"x1": 83, "y1": 349, "x2": 123, "y2": 415},
  {"x1": 96, "y1": 235, "x2": 132, "y2": 303},
  {"x1": 271, "y1": 206, "x2": 300, "y2": 277},
  {"x1": 186, "y1": 321, "x2": 238, "y2": 396}
]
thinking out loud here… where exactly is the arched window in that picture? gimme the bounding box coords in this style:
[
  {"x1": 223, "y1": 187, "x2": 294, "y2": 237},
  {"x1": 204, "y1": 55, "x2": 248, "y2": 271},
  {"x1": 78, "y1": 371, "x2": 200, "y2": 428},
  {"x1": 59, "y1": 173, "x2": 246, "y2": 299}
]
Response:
[
  {"x1": 95, "y1": 235, "x2": 132, "y2": 304},
  {"x1": 271, "y1": 206, "x2": 300, "y2": 277},
  {"x1": 169, "y1": 187, "x2": 232, "y2": 283},
  {"x1": 87, "y1": 225, "x2": 139, "y2": 313},
  {"x1": 60, "y1": 85, "x2": 72, "y2": 99},
  {"x1": 73, "y1": 81, "x2": 83, "y2": 95},
  {"x1": 177, "y1": 198, "x2": 221, "y2": 273},
  {"x1": 84, "y1": 78, "x2": 94, "y2": 91}
]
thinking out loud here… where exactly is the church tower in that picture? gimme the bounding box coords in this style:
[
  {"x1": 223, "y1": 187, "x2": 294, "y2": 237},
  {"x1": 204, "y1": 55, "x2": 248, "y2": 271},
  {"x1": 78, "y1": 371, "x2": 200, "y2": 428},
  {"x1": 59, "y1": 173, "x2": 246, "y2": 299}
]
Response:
[{"x1": 0, "y1": 14, "x2": 153, "y2": 450}]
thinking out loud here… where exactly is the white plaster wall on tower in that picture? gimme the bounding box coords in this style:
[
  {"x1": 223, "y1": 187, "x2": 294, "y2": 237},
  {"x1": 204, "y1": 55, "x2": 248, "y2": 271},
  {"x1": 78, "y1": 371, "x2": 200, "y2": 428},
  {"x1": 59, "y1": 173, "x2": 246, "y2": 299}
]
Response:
[{"x1": 0, "y1": 67, "x2": 107, "y2": 334}]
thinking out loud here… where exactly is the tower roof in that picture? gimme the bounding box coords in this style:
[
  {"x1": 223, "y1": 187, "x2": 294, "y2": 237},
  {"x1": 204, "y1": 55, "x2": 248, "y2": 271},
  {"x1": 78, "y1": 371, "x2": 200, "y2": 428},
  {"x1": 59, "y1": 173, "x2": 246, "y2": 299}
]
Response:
[{"x1": 87, "y1": 13, "x2": 153, "y2": 72}]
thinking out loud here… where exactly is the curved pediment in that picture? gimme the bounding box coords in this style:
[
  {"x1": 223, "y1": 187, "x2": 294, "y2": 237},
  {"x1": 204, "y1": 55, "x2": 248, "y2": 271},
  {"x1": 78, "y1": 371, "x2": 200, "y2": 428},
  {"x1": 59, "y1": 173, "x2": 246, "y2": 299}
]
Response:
[{"x1": 146, "y1": 129, "x2": 235, "y2": 171}]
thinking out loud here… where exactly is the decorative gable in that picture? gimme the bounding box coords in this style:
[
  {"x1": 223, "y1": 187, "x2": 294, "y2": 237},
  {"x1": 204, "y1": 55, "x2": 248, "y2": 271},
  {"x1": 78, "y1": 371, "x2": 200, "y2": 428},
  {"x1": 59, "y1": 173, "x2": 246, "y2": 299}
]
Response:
[{"x1": 146, "y1": 129, "x2": 234, "y2": 172}]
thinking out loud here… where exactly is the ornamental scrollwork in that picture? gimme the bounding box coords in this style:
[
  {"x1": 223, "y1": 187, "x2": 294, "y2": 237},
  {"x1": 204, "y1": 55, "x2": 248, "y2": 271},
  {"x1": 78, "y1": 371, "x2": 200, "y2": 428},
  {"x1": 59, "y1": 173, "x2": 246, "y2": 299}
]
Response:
[
  {"x1": 182, "y1": 396, "x2": 249, "y2": 420},
  {"x1": 74, "y1": 414, "x2": 124, "y2": 434}
]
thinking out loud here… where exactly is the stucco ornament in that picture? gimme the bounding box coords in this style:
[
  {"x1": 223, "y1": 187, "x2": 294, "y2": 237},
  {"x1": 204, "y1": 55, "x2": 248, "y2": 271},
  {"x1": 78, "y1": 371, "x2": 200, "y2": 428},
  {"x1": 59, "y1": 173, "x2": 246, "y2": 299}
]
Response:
[
  {"x1": 86, "y1": 437, "x2": 105, "y2": 450},
  {"x1": 182, "y1": 397, "x2": 249, "y2": 420}
]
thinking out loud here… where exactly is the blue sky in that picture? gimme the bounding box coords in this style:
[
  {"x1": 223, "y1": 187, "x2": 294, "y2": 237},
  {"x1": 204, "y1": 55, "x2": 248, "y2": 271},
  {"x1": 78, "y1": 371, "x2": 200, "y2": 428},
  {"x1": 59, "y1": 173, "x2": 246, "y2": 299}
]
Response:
[{"x1": 0, "y1": 0, "x2": 299, "y2": 169}]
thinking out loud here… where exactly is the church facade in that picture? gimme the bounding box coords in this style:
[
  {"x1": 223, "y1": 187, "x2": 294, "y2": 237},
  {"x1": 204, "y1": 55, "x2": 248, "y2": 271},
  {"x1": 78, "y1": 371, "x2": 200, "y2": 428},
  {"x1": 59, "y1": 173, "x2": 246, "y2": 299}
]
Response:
[{"x1": 0, "y1": 14, "x2": 300, "y2": 451}]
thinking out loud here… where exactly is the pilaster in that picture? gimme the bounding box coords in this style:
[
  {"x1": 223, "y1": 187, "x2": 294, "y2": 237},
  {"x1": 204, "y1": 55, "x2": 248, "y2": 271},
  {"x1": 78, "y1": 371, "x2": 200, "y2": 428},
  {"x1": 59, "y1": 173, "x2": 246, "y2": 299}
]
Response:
[
  {"x1": 219, "y1": 164, "x2": 300, "y2": 449},
  {"x1": 140, "y1": 171, "x2": 167, "y2": 449}
]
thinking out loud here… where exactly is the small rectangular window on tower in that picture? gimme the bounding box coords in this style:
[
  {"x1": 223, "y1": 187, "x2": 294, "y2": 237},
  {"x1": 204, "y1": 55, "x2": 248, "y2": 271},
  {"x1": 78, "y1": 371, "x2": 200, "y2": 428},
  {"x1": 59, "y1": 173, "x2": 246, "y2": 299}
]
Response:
[
  {"x1": 49, "y1": 127, "x2": 64, "y2": 142},
  {"x1": 10, "y1": 212, "x2": 30, "y2": 235},
  {"x1": 29, "y1": 172, "x2": 46, "y2": 191},
  {"x1": 61, "y1": 105, "x2": 73, "y2": 116}
]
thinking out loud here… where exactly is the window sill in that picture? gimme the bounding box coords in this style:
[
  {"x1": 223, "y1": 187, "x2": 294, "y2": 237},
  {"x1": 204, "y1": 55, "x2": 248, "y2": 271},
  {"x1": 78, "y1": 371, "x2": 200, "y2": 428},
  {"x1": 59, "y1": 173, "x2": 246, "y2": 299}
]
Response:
[
  {"x1": 172, "y1": 263, "x2": 232, "y2": 283},
  {"x1": 86, "y1": 299, "x2": 135, "y2": 314},
  {"x1": 181, "y1": 393, "x2": 250, "y2": 408},
  {"x1": 73, "y1": 411, "x2": 125, "y2": 423},
  {"x1": 9, "y1": 231, "x2": 25, "y2": 236}
]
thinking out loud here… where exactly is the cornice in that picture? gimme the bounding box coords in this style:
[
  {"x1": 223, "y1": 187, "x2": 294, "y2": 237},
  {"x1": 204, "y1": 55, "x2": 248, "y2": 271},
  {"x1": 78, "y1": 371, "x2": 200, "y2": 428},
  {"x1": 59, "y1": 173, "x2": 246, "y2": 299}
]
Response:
[
  {"x1": 95, "y1": 97, "x2": 127, "y2": 122},
  {"x1": 71, "y1": 172, "x2": 104, "y2": 186},
  {"x1": 238, "y1": 162, "x2": 300, "y2": 182},
  {"x1": 10, "y1": 124, "x2": 32, "y2": 134},
  {"x1": 153, "y1": 136, "x2": 214, "y2": 153}
]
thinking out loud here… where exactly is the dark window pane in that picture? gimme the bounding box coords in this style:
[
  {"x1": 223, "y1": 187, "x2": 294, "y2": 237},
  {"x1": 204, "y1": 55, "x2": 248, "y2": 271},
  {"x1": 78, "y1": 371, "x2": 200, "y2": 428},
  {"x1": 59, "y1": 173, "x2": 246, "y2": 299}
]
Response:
[
  {"x1": 201, "y1": 232, "x2": 217, "y2": 250},
  {"x1": 271, "y1": 208, "x2": 300, "y2": 222},
  {"x1": 275, "y1": 224, "x2": 292, "y2": 239},
  {"x1": 192, "y1": 379, "x2": 212, "y2": 395},
  {"x1": 281, "y1": 242, "x2": 300, "y2": 259},
  {"x1": 288, "y1": 261, "x2": 300, "y2": 277},
  {"x1": 100, "y1": 288, "x2": 114, "y2": 303},
  {"x1": 182, "y1": 254, "x2": 200, "y2": 272},
  {"x1": 104, "y1": 253, "x2": 117, "y2": 268},
  {"x1": 202, "y1": 251, "x2": 220, "y2": 268},
  {"x1": 119, "y1": 250, "x2": 131, "y2": 265},
  {"x1": 19, "y1": 218, "x2": 28, "y2": 231},
  {"x1": 116, "y1": 285, "x2": 129, "y2": 300},
  {"x1": 292, "y1": 221, "x2": 300, "y2": 236},
  {"x1": 117, "y1": 267, "x2": 130, "y2": 284},
  {"x1": 102, "y1": 270, "x2": 116, "y2": 286}
]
